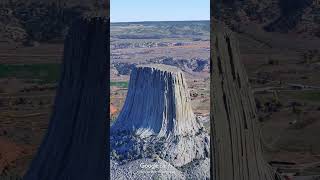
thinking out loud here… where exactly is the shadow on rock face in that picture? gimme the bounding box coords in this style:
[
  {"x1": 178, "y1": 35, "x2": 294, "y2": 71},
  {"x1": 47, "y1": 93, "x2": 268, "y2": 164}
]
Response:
[{"x1": 110, "y1": 64, "x2": 210, "y2": 179}]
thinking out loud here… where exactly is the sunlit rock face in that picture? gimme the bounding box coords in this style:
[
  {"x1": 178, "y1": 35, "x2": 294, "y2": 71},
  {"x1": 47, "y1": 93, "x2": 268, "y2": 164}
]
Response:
[
  {"x1": 112, "y1": 64, "x2": 201, "y2": 138},
  {"x1": 110, "y1": 65, "x2": 210, "y2": 178}
]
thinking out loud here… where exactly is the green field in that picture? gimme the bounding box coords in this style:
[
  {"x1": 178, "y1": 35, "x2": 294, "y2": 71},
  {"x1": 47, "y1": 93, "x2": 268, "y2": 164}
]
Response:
[
  {"x1": 110, "y1": 81, "x2": 128, "y2": 88},
  {"x1": 284, "y1": 91, "x2": 320, "y2": 103},
  {"x1": 293, "y1": 91, "x2": 320, "y2": 102},
  {"x1": 0, "y1": 64, "x2": 130, "y2": 88},
  {"x1": 0, "y1": 64, "x2": 60, "y2": 84}
]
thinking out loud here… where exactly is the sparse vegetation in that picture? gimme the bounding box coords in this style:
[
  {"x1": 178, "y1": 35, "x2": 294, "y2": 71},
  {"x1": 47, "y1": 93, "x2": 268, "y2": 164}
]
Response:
[
  {"x1": 288, "y1": 91, "x2": 320, "y2": 102},
  {"x1": 111, "y1": 21, "x2": 210, "y2": 40},
  {"x1": 301, "y1": 49, "x2": 320, "y2": 64},
  {"x1": 0, "y1": 64, "x2": 60, "y2": 84},
  {"x1": 110, "y1": 81, "x2": 128, "y2": 88},
  {"x1": 0, "y1": 1, "x2": 92, "y2": 42}
]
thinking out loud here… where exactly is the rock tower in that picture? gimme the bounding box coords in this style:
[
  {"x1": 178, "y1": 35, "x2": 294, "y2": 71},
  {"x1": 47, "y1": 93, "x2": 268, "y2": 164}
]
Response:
[
  {"x1": 23, "y1": 17, "x2": 109, "y2": 180},
  {"x1": 112, "y1": 64, "x2": 202, "y2": 138},
  {"x1": 211, "y1": 23, "x2": 283, "y2": 180},
  {"x1": 111, "y1": 64, "x2": 210, "y2": 178}
]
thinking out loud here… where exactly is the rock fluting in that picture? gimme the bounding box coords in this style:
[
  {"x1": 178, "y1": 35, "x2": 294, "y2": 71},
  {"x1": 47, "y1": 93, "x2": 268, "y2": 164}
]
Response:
[
  {"x1": 211, "y1": 23, "x2": 283, "y2": 180},
  {"x1": 23, "y1": 17, "x2": 109, "y2": 180},
  {"x1": 111, "y1": 64, "x2": 210, "y2": 178},
  {"x1": 112, "y1": 64, "x2": 201, "y2": 138}
]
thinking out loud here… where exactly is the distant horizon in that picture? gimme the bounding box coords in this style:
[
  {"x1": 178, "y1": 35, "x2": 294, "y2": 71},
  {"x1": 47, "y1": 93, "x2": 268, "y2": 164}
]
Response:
[
  {"x1": 110, "y1": 19, "x2": 210, "y2": 23},
  {"x1": 111, "y1": 0, "x2": 210, "y2": 23}
]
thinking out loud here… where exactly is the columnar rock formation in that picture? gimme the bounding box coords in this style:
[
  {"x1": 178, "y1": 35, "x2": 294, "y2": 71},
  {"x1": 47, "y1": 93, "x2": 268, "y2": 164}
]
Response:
[
  {"x1": 23, "y1": 17, "x2": 109, "y2": 180},
  {"x1": 112, "y1": 64, "x2": 201, "y2": 138},
  {"x1": 210, "y1": 23, "x2": 283, "y2": 180},
  {"x1": 111, "y1": 64, "x2": 210, "y2": 178}
]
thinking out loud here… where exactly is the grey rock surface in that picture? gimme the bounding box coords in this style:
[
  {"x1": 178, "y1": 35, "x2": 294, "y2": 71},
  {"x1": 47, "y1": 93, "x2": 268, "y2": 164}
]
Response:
[
  {"x1": 111, "y1": 158, "x2": 186, "y2": 180},
  {"x1": 211, "y1": 23, "x2": 283, "y2": 180},
  {"x1": 111, "y1": 64, "x2": 210, "y2": 179},
  {"x1": 180, "y1": 158, "x2": 210, "y2": 180},
  {"x1": 112, "y1": 65, "x2": 202, "y2": 138}
]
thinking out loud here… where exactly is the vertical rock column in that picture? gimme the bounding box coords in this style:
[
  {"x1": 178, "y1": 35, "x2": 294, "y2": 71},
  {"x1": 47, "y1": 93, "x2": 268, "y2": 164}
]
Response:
[
  {"x1": 112, "y1": 64, "x2": 201, "y2": 138},
  {"x1": 210, "y1": 24, "x2": 282, "y2": 180},
  {"x1": 111, "y1": 64, "x2": 210, "y2": 167},
  {"x1": 24, "y1": 17, "x2": 109, "y2": 180}
]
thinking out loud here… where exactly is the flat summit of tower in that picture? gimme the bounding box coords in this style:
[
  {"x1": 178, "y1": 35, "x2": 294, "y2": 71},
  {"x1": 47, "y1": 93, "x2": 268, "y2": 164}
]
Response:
[{"x1": 136, "y1": 64, "x2": 182, "y2": 73}]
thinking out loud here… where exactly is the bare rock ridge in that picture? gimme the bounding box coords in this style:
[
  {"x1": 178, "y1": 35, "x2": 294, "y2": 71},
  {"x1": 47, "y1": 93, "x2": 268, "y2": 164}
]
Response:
[
  {"x1": 23, "y1": 17, "x2": 109, "y2": 180},
  {"x1": 211, "y1": 24, "x2": 283, "y2": 180},
  {"x1": 111, "y1": 64, "x2": 210, "y2": 179}
]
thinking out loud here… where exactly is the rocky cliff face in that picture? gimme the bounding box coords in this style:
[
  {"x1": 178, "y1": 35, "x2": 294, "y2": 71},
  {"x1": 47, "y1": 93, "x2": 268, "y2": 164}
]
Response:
[
  {"x1": 112, "y1": 64, "x2": 201, "y2": 138},
  {"x1": 211, "y1": 23, "x2": 283, "y2": 180},
  {"x1": 111, "y1": 64, "x2": 210, "y2": 179},
  {"x1": 23, "y1": 17, "x2": 109, "y2": 180}
]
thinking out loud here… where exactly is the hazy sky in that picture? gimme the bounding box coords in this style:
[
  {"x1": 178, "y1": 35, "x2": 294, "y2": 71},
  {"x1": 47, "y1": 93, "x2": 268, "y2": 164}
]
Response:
[{"x1": 110, "y1": 0, "x2": 210, "y2": 22}]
